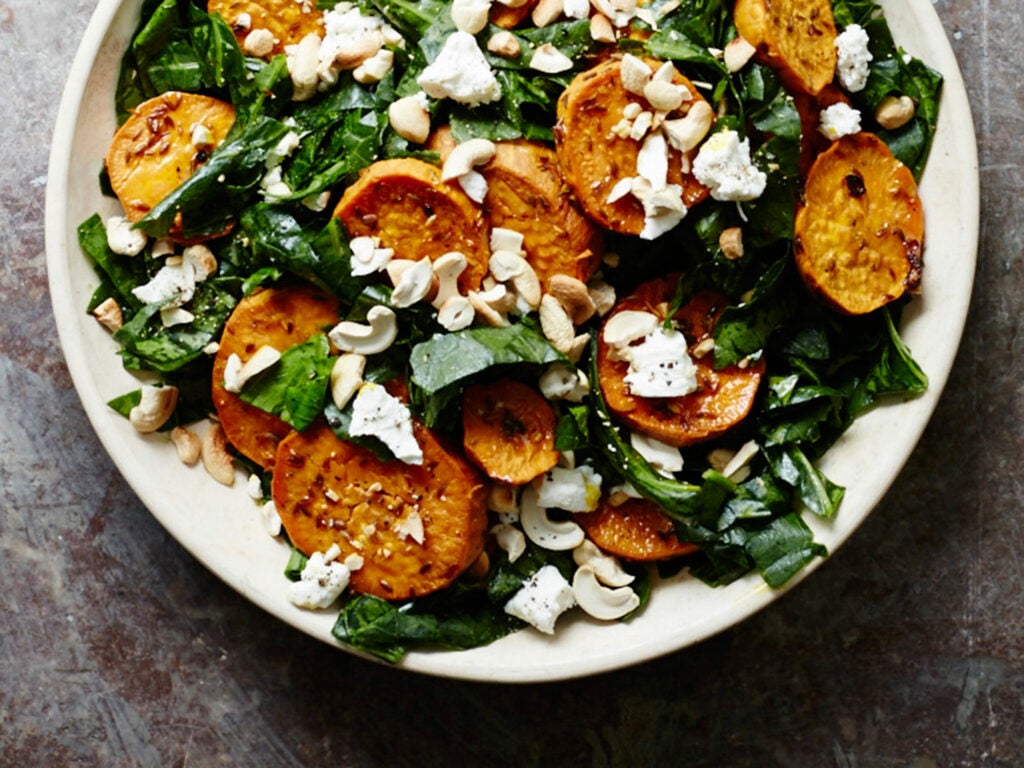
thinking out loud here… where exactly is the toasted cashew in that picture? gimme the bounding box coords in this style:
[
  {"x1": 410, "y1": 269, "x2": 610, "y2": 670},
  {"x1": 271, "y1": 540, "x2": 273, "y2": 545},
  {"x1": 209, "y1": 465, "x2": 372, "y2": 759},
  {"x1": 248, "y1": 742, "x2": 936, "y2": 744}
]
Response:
[
  {"x1": 451, "y1": 0, "x2": 492, "y2": 34},
  {"x1": 353, "y1": 49, "x2": 394, "y2": 84},
  {"x1": 620, "y1": 54, "x2": 653, "y2": 95},
  {"x1": 662, "y1": 100, "x2": 715, "y2": 153},
  {"x1": 491, "y1": 523, "x2": 526, "y2": 563},
  {"x1": 724, "y1": 35, "x2": 756, "y2": 72},
  {"x1": 330, "y1": 352, "x2": 367, "y2": 410},
  {"x1": 442, "y1": 138, "x2": 496, "y2": 181},
  {"x1": 331, "y1": 33, "x2": 382, "y2": 70},
  {"x1": 547, "y1": 274, "x2": 596, "y2": 325},
  {"x1": 539, "y1": 294, "x2": 576, "y2": 355},
  {"x1": 510, "y1": 263, "x2": 542, "y2": 309},
  {"x1": 572, "y1": 565, "x2": 640, "y2": 620},
  {"x1": 170, "y1": 426, "x2": 201, "y2": 465},
  {"x1": 587, "y1": 278, "x2": 617, "y2": 317},
  {"x1": 201, "y1": 422, "x2": 235, "y2": 486},
  {"x1": 431, "y1": 251, "x2": 468, "y2": 309},
  {"x1": 530, "y1": 43, "x2": 573, "y2": 74},
  {"x1": 590, "y1": 13, "x2": 616, "y2": 43},
  {"x1": 183, "y1": 244, "x2": 217, "y2": 281},
  {"x1": 486, "y1": 482, "x2": 519, "y2": 517},
  {"x1": 520, "y1": 487, "x2": 585, "y2": 551},
  {"x1": 390, "y1": 256, "x2": 435, "y2": 308},
  {"x1": 573, "y1": 539, "x2": 635, "y2": 587},
  {"x1": 875, "y1": 94, "x2": 916, "y2": 130},
  {"x1": 468, "y1": 289, "x2": 511, "y2": 327},
  {"x1": 437, "y1": 295, "x2": 475, "y2": 331},
  {"x1": 487, "y1": 30, "x2": 521, "y2": 58},
  {"x1": 602, "y1": 310, "x2": 659, "y2": 351},
  {"x1": 531, "y1": 0, "x2": 563, "y2": 27},
  {"x1": 328, "y1": 306, "x2": 398, "y2": 355},
  {"x1": 92, "y1": 297, "x2": 123, "y2": 332},
  {"x1": 129, "y1": 385, "x2": 178, "y2": 433},
  {"x1": 538, "y1": 362, "x2": 589, "y2": 402},
  {"x1": 388, "y1": 94, "x2": 431, "y2": 144}
]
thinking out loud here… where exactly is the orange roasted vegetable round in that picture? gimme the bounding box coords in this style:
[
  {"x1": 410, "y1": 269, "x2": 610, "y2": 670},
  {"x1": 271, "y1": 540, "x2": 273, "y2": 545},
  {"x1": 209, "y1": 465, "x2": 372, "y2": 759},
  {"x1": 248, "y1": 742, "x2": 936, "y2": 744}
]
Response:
[
  {"x1": 597, "y1": 279, "x2": 764, "y2": 447},
  {"x1": 273, "y1": 420, "x2": 489, "y2": 601},
  {"x1": 106, "y1": 92, "x2": 236, "y2": 234},
  {"x1": 333, "y1": 158, "x2": 490, "y2": 290},
  {"x1": 462, "y1": 379, "x2": 560, "y2": 484},
  {"x1": 794, "y1": 132, "x2": 924, "y2": 315},
  {"x1": 212, "y1": 284, "x2": 340, "y2": 470},
  {"x1": 207, "y1": 0, "x2": 324, "y2": 57},
  {"x1": 489, "y1": 0, "x2": 537, "y2": 29},
  {"x1": 576, "y1": 498, "x2": 698, "y2": 561},
  {"x1": 554, "y1": 57, "x2": 710, "y2": 236},
  {"x1": 733, "y1": 0, "x2": 838, "y2": 96},
  {"x1": 430, "y1": 127, "x2": 603, "y2": 284}
]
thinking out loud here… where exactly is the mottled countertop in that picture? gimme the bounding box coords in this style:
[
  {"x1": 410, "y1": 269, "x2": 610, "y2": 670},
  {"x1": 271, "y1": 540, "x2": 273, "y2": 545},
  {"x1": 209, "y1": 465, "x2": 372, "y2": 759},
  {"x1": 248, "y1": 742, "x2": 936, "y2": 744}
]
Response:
[{"x1": 3, "y1": 0, "x2": 1021, "y2": 765}]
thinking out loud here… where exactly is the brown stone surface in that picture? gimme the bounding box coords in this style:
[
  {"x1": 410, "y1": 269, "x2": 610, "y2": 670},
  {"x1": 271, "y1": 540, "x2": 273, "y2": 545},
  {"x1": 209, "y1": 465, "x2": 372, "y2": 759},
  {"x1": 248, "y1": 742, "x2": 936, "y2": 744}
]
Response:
[{"x1": 2, "y1": 1, "x2": 1022, "y2": 765}]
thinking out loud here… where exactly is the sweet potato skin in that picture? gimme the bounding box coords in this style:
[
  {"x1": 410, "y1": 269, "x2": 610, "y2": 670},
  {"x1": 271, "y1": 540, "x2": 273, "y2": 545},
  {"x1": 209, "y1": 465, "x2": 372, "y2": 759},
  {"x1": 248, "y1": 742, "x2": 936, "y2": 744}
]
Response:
[
  {"x1": 106, "y1": 92, "x2": 236, "y2": 233},
  {"x1": 333, "y1": 158, "x2": 490, "y2": 290},
  {"x1": 207, "y1": 0, "x2": 323, "y2": 55},
  {"x1": 430, "y1": 127, "x2": 603, "y2": 284},
  {"x1": 554, "y1": 57, "x2": 710, "y2": 235},
  {"x1": 462, "y1": 379, "x2": 560, "y2": 484},
  {"x1": 734, "y1": 0, "x2": 838, "y2": 96},
  {"x1": 597, "y1": 279, "x2": 764, "y2": 447},
  {"x1": 576, "y1": 498, "x2": 697, "y2": 561},
  {"x1": 273, "y1": 419, "x2": 489, "y2": 601},
  {"x1": 212, "y1": 284, "x2": 340, "y2": 470},
  {"x1": 794, "y1": 132, "x2": 924, "y2": 315}
]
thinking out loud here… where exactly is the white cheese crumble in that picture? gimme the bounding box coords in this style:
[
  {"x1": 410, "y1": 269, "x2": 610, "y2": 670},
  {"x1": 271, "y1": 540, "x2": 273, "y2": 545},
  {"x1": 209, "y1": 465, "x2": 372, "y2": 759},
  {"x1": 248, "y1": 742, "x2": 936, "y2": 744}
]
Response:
[
  {"x1": 818, "y1": 102, "x2": 862, "y2": 140},
  {"x1": 348, "y1": 382, "x2": 424, "y2": 465},
  {"x1": 503, "y1": 564, "x2": 576, "y2": 634},
  {"x1": 534, "y1": 465, "x2": 603, "y2": 512},
  {"x1": 622, "y1": 327, "x2": 699, "y2": 398},
  {"x1": 288, "y1": 545, "x2": 351, "y2": 609},
  {"x1": 417, "y1": 31, "x2": 501, "y2": 107},
  {"x1": 692, "y1": 130, "x2": 767, "y2": 202},
  {"x1": 835, "y1": 24, "x2": 873, "y2": 93},
  {"x1": 105, "y1": 215, "x2": 148, "y2": 257}
]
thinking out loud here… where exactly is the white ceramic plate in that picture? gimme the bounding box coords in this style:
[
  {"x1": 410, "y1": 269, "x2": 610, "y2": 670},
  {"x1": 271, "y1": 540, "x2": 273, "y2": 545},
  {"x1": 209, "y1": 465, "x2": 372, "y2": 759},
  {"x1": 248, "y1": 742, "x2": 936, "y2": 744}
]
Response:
[{"x1": 46, "y1": 0, "x2": 978, "y2": 682}]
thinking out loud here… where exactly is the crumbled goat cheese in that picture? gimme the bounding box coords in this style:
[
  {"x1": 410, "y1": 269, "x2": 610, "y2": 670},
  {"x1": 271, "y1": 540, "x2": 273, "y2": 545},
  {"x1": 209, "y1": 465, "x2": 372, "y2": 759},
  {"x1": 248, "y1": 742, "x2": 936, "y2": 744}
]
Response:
[
  {"x1": 105, "y1": 215, "x2": 147, "y2": 257},
  {"x1": 534, "y1": 465, "x2": 603, "y2": 512},
  {"x1": 503, "y1": 564, "x2": 576, "y2": 634},
  {"x1": 417, "y1": 31, "x2": 501, "y2": 107},
  {"x1": 835, "y1": 24, "x2": 872, "y2": 93},
  {"x1": 288, "y1": 545, "x2": 351, "y2": 609},
  {"x1": 818, "y1": 102, "x2": 862, "y2": 140},
  {"x1": 692, "y1": 130, "x2": 767, "y2": 202},
  {"x1": 622, "y1": 327, "x2": 699, "y2": 398},
  {"x1": 348, "y1": 383, "x2": 424, "y2": 465}
]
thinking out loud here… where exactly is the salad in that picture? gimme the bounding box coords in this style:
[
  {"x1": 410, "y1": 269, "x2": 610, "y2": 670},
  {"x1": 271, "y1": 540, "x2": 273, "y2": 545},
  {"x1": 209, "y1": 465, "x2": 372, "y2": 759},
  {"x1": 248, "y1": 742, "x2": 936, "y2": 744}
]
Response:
[{"x1": 78, "y1": 0, "x2": 942, "y2": 661}]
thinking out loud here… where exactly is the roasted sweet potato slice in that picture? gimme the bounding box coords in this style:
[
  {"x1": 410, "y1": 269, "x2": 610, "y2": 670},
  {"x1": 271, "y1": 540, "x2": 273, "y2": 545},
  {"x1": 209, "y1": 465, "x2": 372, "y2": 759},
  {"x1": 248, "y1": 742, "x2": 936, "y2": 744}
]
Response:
[
  {"x1": 106, "y1": 92, "x2": 236, "y2": 233},
  {"x1": 208, "y1": 0, "x2": 324, "y2": 57},
  {"x1": 273, "y1": 420, "x2": 489, "y2": 600},
  {"x1": 212, "y1": 283, "x2": 340, "y2": 469},
  {"x1": 554, "y1": 57, "x2": 710, "y2": 235},
  {"x1": 794, "y1": 132, "x2": 924, "y2": 315},
  {"x1": 333, "y1": 158, "x2": 490, "y2": 290},
  {"x1": 597, "y1": 280, "x2": 764, "y2": 447},
  {"x1": 734, "y1": 0, "x2": 838, "y2": 96},
  {"x1": 461, "y1": 379, "x2": 560, "y2": 484},
  {"x1": 575, "y1": 498, "x2": 697, "y2": 561},
  {"x1": 430, "y1": 127, "x2": 603, "y2": 284}
]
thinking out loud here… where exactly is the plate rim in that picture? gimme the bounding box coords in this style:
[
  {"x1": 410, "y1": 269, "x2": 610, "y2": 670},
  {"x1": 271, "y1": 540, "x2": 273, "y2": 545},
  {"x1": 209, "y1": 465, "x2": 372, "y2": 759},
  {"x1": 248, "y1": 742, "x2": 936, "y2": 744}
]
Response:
[{"x1": 45, "y1": 0, "x2": 979, "y2": 683}]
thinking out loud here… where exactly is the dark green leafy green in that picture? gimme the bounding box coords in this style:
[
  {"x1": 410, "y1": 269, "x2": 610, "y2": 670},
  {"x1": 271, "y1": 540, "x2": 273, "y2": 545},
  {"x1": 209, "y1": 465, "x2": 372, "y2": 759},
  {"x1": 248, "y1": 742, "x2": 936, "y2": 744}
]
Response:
[{"x1": 238, "y1": 334, "x2": 335, "y2": 431}]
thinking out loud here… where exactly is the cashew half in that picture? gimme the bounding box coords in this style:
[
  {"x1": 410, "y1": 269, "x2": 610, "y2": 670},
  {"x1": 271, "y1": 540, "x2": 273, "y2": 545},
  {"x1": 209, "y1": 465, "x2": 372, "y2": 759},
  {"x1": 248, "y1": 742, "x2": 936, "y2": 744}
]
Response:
[
  {"x1": 92, "y1": 297, "x2": 123, "y2": 332},
  {"x1": 520, "y1": 486, "x2": 585, "y2": 551},
  {"x1": 548, "y1": 274, "x2": 596, "y2": 325},
  {"x1": 129, "y1": 385, "x2": 178, "y2": 434},
  {"x1": 201, "y1": 422, "x2": 236, "y2": 486},
  {"x1": 328, "y1": 306, "x2": 399, "y2": 355},
  {"x1": 431, "y1": 251, "x2": 468, "y2": 309},
  {"x1": 442, "y1": 138, "x2": 496, "y2": 181},
  {"x1": 491, "y1": 523, "x2": 527, "y2": 563},
  {"x1": 573, "y1": 539, "x2": 635, "y2": 588},
  {"x1": 539, "y1": 294, "x2": 576, "y2": 356},
  {"x1": 572, "y1": 565, "x2": 640, "y2": 620},
  {"x1": 170, "y1": 425, "x2": 201, "y2": 465},
  {"x1": 390, "y1": 256, "x2": 434, "y2": 308},
  {"x1": 330, "y1": 352, "x2": 367, "y2": 410},
  {"x1": 662, "y1": 100, "x2": 715, "y2": 153}
]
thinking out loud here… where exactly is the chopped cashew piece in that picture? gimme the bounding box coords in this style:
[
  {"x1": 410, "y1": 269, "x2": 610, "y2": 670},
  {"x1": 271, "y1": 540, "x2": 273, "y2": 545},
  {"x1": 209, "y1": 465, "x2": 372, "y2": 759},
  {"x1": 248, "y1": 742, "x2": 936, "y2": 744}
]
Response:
[
  {"x1": 442, "y1": 138, "x2": 497, "y2": 180},
  {"x1": 547, "y1": 274, "x2": 596, "y2": 325},
  {"x1": 437, "y1": 295, "x2": 475, "y2": 331},
  {"x1": 874, "y1": 94, "x2": 916, "y2": 130},
  {"x1": 92, "y1": 297, "x2": 123, "y2": 332},
  {"x1": 431, "y1": 251, "x2": 469, "y2": 309},
  {"x1": 573, "y1": 539, "x2": 635, "y2": 588},
  {"x1": 388, "y1": 93, "x2": 432, "y2": 144},
  {"x1": 530, "y1": 43, "x2": 574, "y2": 74},
  {"x1": 451, "y1": 0, "x2": 493, "y2": 34},
  {"x1": 539, "y1": 294, "x2": 576, "y2": 355},
  {"x1": 390, "y1": 256, "x2": 435, "y2": 308},
  {"x1": 724, "y1": 36, "x2": 756, "y2": 72},
  {"x1": 539, "y1": 363, "x2": 589, "y2": 402},
  {"x1": 720, "y1": 440, "x2": 760, "y2": 481},
  {"x1": 330, "y1": 352, "x2": 367, "y2": 410},
  {"x1": 487, "y1": 30, "x2": 521, "y2": 58},
  {"x1": 572, "y1": 565, "x2": 640, "y2": 620},
  {"x1": 620, "y1": 54, "x2": 653, "y2": 95},
  {"x1": 719, "y1": 226, "x2": 745, "y2": 260},
  {"x1": 662, "y1": 100, "x2": 714, "y2": 153},
  {"x1": 129, "y1": 385, "x2": 178, "y2": 433},
  {"x1": 491, "y1": 522, "x2": 527, "y2": 563},
  {"x1": 328, "y1": 305, "x2": 399, "y2": 354},
  {"x1": 222, "y1": 345, "x2": 281, "y2": 393},
  {"x1": 602, "y1": 310, "x2": 660, "y2": 352},
  {"x1": 520, "y1": 486, "x2": 586, "y2": 551}
]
